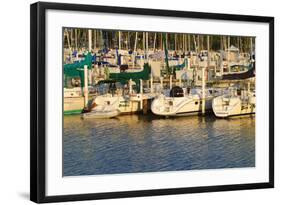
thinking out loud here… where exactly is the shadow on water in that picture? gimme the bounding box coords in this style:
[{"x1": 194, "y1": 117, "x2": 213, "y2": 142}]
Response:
[{"x1": 63, "y1": 113, "x2": 255, "y2": 176}]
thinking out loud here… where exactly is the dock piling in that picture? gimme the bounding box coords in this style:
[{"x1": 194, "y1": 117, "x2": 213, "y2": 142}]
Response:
[
  {"x1": 143, "y1": 99, "x2": 148, "y2": 114},
  {"x1": 150, "y1": 74, "x2": 153, "y2": 93},
  {"x1": 84, "y1": 65, "x2": 88, "y2": 108},
  {"x1": 140, "y1": 79, "x2": 143, "y2": 109},
  {"x1": 202, "y1": 67, "x2": 206, "y2": 115},
  {"x1": 169, "y1": 75, "x2": 172, "y2": 90},
  {"x1": 129, "y1": 78, "x2": 132, "y2": 94}
]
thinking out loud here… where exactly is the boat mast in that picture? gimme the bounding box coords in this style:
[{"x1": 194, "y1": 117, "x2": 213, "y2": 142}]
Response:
[
  {"x1": 119, "y1": 31, "x2": 121, "y2": 49},
  {"x1": 146, "y1": 32, "x2": 149, "y2": 52},
  {"x1": 127, "y1": 32, "x2": 129, "y2": 50},
  {"x1": 175, "y1": 34, "x2": 177, "y2": 51},
  {"x1": 75, "y1": 29, "x2": 78, "y2": 51},
  {"x1": 162, "y1": 33, "x2": 170, "y2": 75},
  {"x1": 197, "y1": 35, "x2": 200, "y2": 53},
  {"x1": 188, "y1": 34, "x2": 191, "y2": 51},
  {"x1": 94, "y1": 30, "x2": 96, "y2": 50},
  {"x1": 65, "y1": 29, "x2": 71, "y2": 53},
  {"x1": 134, "y1": 32, "x2": 138, "y2": 52},
  {"x1": 227, "y1": 36, "x2": 230, "y2": 72},
  {"x1": 133, "y1": 32, "x2": 138, "y2": 68},
  {"x1": 166, "y1": 33, "x2": 168, "y2": 50},
  {"x1": 100, "y1": 30, "x2": 103, "y2": 49},
  {"x1": 146, "y1": 32, "x2": 149, "y2": 62},
  {"x1": 143, "y1": 32, "x2": 145, "y2": 53},
  {"x1": 88, "y1": 29, "x2": 92, "y2": 52},
  {"x1": 153, "y1": 33, "x2": 157, "y2": 51},
  {"x1": 250, "y1": 37, "x2": 253, "y2": 58},
  {"x1": 182, "y1": 34, "x2": 184, "y2": 52},
  {"x1": 207, "y1": 35, "x2": 210, "y2": 80}
]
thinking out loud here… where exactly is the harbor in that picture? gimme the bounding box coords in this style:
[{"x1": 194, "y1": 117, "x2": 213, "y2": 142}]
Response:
[{"x1": 63, "y1": 28, "x2": 256, "y2": 176}]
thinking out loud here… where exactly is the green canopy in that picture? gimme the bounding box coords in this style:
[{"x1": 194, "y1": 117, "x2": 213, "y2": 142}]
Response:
[
  {"x1": 64, "y1": 53, "x2": 92, "y2": 87},
  {"x1": 109, "y1": 63, "x2": 151, "y2": 92}
]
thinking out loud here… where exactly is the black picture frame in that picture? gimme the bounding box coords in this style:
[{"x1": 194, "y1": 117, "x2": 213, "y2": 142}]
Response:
[{"x1": 30, "y1": 1, "x2": 274, "y2": 203}]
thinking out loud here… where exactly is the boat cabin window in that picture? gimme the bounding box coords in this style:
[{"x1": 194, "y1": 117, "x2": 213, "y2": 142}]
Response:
[
  {"x1": 64, "y1": 75, "x2": 81, "y2": 88},
  {"x1": 95, "y1": 81, "x2": 123, "y2": 95},
  {"x1": 230, "y1": 65, "x2": 247, "y2": 73}
]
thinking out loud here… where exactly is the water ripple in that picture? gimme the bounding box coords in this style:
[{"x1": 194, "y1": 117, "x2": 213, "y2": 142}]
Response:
[{"x1": 63, "y1": 114, "x2": 255, "y2": 176}]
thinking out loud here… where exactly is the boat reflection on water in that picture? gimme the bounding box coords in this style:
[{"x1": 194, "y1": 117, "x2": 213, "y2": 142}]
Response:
[{"x1": 63, "y1": 114, "x2": 255, "y2": 176}]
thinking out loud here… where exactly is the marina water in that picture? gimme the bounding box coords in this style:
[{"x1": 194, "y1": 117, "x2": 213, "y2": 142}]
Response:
[{"x1": 63, "y1": 114, "x2": 255, "y2": 176}]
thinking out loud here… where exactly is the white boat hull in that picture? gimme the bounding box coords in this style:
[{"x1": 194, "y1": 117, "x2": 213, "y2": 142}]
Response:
[
  {"x1": 82, "y1": 109, "x2": 120, "y2": 119},
  {"x1": 212, "y1": 94, "x2": 256, "y2": 118},
  {"x1": 92, "y1": 94, "x2": 142, "y2": 114},
  {"x1": 151, "y1": 95, "x2": 213, "y2": 117}
]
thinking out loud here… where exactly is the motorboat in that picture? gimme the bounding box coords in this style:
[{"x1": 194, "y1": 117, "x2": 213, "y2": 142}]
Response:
[
  {"x1": 82, "y1": 99, "x2": 120, "y2": 119},
  {"x1": 82, "y1": 108, "x2": 120, "y2": 119}
]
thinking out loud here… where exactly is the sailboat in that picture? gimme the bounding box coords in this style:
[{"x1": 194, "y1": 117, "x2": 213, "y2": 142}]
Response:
[
  {"x1": 212, "y1": 88, "x2": 255, "y2": 117},
  {"x1": 84, "y1": 78, "x2": 150, "y2": 115},
  {"x1": 64, "y1": 53, "x2": 93, "y2": 115},
  {"x1": 151, "y1": 86, "x2": 222, "y2": 117}
]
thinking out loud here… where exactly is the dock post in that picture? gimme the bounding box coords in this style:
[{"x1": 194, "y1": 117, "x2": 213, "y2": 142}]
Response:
[
  {"x1": 140, "y1": 79, "x2": 143, "y2": 94},
  {"x1": 143, "y1": 98, "x2": 148, "y2": 114},
  {"x1": 88, "y1": 69, "x2": 92, "y2": 85},
  {"x1": 202, "y1": 67, "x2": 206, "y2": 115},
  {"x1": 84, "y1": 65, "x2": 88, "y2": 108},
  {"x1": 187, "y1": 57, "x2": 191, "y2": 70},
  {"x1": 140, "y1": 79, "x2": 143, "y2": 110},
  {"x1": 150, "y1": 74, "x2": 153, "y2": 93},
  {"x1": 169, "y1": 75, "x2": 173, "y2": 90},
  {"x1": 129, "y1": 78, "x2": 132, "y2": 94},
  {"x1": 120, "y1": 55, "x2": 124, "y2": 65}
]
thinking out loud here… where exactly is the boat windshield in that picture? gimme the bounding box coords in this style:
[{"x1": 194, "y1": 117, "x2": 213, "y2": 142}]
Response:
[{"x1": 95, "y1": 82, "x2": 123, "y2": 95}]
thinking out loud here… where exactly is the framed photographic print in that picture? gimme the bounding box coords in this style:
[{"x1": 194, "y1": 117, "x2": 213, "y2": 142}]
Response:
[{"x1": 30, "y1": 2, "x2": 274, "y2": 203}]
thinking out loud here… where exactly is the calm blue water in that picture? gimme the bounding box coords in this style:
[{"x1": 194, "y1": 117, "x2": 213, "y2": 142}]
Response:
[{"x1": 63, "y1": 114, "x2": 255, "y2": 176}]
